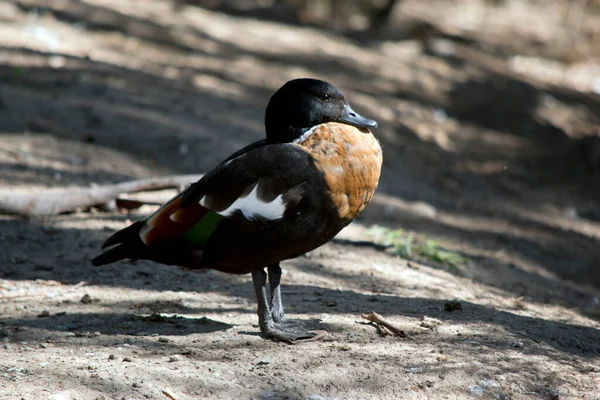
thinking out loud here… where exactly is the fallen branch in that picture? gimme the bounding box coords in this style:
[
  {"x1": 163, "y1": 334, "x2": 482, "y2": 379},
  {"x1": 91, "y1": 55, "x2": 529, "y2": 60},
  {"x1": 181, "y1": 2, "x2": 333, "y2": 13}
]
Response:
[
  {"x1": 0, "y1": 175, "x2": 203, "y2": 217},
  {"x1": 361, "y1": 312, "x2": 407, "y2": 337}
]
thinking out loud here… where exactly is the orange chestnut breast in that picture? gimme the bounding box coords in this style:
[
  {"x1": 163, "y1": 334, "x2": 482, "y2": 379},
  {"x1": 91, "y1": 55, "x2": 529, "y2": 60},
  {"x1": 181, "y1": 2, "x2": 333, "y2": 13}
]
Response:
[{"x1": 295, "y1": 122, "x2": 383, "y2": 220}]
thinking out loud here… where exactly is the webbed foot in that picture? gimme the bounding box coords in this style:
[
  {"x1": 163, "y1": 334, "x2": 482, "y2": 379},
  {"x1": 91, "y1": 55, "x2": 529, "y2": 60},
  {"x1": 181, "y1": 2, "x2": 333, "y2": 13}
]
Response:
[{"x1": 261, "y1": 319, "x2": 324, "y2": 343}]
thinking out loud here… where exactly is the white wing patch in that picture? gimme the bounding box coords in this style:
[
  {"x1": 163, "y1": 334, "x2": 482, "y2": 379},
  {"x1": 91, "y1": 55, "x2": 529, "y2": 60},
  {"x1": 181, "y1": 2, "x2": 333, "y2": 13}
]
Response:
[{"x1": 200, "y1": 184, "x2": 286, "y2": 221}]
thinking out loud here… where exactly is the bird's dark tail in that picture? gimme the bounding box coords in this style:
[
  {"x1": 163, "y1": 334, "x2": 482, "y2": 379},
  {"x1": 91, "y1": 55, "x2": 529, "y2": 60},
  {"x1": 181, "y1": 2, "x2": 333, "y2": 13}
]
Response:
[{"x1": 91, "y1": 221, "x2": 145, "y2": 266}]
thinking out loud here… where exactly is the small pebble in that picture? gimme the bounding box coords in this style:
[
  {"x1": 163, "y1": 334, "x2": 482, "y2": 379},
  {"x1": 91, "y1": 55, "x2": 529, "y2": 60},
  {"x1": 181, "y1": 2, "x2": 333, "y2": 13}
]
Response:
[
  {"x1": 108, "y1": 354, "x2": 115, "y2": 360},
  {"x1": 122, "y1": 357, "x2": 133, "y2": 362},
  {"x1": 37, "y1": 309, "x2": 51, "y2": 318},
  {"x1": 256, "y1": 358, "x2": 271, "y2": 365},
  {"x1": 511, "y1": 341, "x2": 524, "y2": 348},
  {"x1": 325, "y1": 300, "x2": 337, "y2": 307},
  {"x1": 169, "y1": 355, "x2": 183, "y2": 362},
  {"x1": 132, "y1": 382, "x2": 142, "y2": 388},
  {"x1": 444, "y1": 300, "x2": 462, "y2": 312},
  {"x1": 158, "y1": 337, "x2": 170, "y2": 343},
  {"x1": 148, "y1": 313, "x2": 164, "y2": 322},
  {"x1": 3, "y1": 344, "x2": 9, "y2": 350},
  {"x1": 80, "y1": 294, "x2": 93, "y2": 304},
  {"x1": 93, "y1": 331, "x2": 101, "y2": 337},
  {"x1": 39, "y1": 343, "x2": 47, "y2": 348}
]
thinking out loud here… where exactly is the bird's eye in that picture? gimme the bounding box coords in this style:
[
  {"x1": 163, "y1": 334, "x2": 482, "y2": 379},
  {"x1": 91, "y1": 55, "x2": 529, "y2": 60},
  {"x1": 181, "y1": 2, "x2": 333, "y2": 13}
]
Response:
[{"x1": 318, "y1": 94, "x2": 330, "y2": 102}]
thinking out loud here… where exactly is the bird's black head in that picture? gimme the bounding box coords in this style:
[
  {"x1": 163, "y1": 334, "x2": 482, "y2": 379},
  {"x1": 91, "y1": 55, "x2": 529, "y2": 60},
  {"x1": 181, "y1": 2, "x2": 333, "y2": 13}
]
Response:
[{"x1": 265, "y1": 78, "x2": 378, "y2": 143}]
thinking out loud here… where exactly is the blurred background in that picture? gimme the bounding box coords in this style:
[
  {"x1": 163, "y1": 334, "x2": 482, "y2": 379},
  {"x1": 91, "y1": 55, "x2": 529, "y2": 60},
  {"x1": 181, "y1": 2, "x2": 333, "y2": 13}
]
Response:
[{"x1": 1, "y1": 1, "x2": 600, "y2": 398}]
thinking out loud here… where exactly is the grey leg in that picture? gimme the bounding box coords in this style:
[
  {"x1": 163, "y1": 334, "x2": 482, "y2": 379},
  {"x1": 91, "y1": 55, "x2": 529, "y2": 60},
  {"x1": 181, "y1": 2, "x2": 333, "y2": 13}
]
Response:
[
  {"x1": 251, "y1": 268, "x2": 317, "y2": 343},
  {"x1": 267, "y1": 263, "x2": 286, "y2": 323},
  {"x1": 251, "y1": 269, "x2": 271, "y2": 330}
]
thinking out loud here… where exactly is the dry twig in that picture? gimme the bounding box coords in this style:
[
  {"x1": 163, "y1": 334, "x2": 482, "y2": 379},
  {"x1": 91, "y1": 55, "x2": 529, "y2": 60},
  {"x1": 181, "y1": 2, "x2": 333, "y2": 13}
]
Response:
[{"x1": 361, "y1": 312, "x2": 407, "y2": 337}]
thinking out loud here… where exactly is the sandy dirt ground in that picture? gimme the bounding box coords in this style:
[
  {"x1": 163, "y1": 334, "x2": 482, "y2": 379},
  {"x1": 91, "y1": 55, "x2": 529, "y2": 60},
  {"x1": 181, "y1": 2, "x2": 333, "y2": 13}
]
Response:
[{"x1": 1, "y1": 0, "x2": 600, "y2": 399}]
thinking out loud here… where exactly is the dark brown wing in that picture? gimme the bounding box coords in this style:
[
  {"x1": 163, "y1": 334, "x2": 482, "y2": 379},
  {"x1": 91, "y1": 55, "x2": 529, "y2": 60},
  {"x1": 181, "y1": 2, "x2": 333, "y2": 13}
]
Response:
[{"x1": 93, "y1": 142, "x2": 330, "y2": 270}]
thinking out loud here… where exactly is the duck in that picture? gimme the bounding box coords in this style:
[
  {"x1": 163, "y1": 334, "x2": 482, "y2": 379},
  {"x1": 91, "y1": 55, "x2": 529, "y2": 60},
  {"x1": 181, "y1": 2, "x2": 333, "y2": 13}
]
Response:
[{"x1": 92, "y1": 78, "x2": 382, "y2": 343}]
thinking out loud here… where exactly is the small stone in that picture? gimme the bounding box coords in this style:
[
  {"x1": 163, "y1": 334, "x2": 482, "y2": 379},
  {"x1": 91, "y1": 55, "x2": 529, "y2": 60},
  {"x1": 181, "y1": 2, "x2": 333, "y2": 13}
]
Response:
[
  {"x1": 122, "y1": 357, "x2": 133, "y2": 362},
  {"x1": 108, "y1": 354, "x2": 115, "y2": 360},
  {"x1": 256, "y1": 358, "x2": 271, "y2": 365},
  {"x1": 325, "y1": 300, "x2": 337, "y2": 307},
  {"x1": 444, "y1": 300, "x2": 462, "y2": 312},
  {"x1": 3, "y1": 343, "x2": 9, "y2": 350},
  {"x1": 37, "y1": 309, "x2": 51, "y2": 318},
  {"x1": 511, "y1": 341, "x2": 524, "y2": 348},
  {"x1": 169, "y1": 355, "x2": 183, "y2": 362},
  {"x1": 80, "y1": 294, "x2": 93, "y2": 304},
  {"x1": 158, "y1": 337, "x2": 170, "y2": 343},
  {"x1": 93, "y1": 331, "x2": 101, "y2": 336},
  {"x1": 132, "y1": 382, "x2": 142, "y2": 388},
  {"x1": 420, "y1": 316, "x2": 443, "y2": 330},
  {"x1": 39, "y1": 343, "x2": 47, "y2": 348},
  {"x1": 307, "y1": 395, "x2": 325, "y2": 400},
  {"x1": 148, "y1": 313, "x2": 164, "y2": 322}
]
